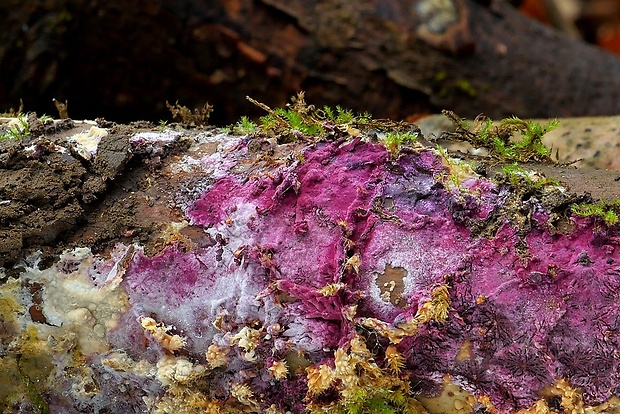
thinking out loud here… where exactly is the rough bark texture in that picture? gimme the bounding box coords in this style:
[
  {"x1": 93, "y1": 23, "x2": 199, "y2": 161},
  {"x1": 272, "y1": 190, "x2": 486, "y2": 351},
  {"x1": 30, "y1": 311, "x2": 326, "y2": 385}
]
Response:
[{"x1": 2, "y1": 0, "x2": 620, "y2": 123}]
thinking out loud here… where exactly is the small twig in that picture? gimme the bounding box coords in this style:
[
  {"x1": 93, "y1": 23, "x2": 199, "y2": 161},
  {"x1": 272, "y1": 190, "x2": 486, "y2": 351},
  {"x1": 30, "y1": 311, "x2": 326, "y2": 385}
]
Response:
[{"x1": 246, "y1": 96, "x2": 288, "y2": 127}]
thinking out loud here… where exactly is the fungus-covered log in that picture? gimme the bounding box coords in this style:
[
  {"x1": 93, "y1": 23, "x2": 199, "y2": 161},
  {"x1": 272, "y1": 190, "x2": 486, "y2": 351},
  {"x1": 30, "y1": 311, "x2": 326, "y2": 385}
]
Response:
[
  {"x1": 2, "y1": 105, "x2": 620, "y2": 413},
  {"x1": 3, "y1": 0, "x2": 620, "y2": 123}
]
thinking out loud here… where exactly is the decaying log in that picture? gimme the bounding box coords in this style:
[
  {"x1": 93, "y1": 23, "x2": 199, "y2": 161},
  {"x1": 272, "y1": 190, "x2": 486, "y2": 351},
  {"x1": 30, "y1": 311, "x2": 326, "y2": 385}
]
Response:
[{"x1": 3, "y1": 113, "x2": 620, "y2": 413}]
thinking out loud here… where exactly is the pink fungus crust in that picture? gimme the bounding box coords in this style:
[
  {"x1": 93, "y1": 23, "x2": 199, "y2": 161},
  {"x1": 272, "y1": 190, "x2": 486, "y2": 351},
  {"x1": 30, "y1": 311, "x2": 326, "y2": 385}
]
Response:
[
  {"x1": 124, "y1": 137, "x2": 620, "y2": 411},
  {"x1": 7, "y1": 130, "x2": 620, "y2": 413}
]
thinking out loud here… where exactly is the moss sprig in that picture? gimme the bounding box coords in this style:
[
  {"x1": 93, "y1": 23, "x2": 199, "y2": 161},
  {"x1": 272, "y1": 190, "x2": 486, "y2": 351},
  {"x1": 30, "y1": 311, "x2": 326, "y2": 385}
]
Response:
[
  {"x1": 165, "y1": 101, "x2": 212, "y2": 126},
  {"x1": 382, "y1": 131, "x2": 419, "y2": 155},
  {"x1": 0, "y1": 117, "x2": 30, "y2": 141},
  {"x1": 498, "y1": 163, "x2": 559, "y2": 190},
  {"x1": 245, "y1": 93, "x2": 422, "y2": 156},
  {"x1": 442, "y1": 110, "x2": 558, "y2": 163},
  {"x1": 571, "y1": 199, "x2": 620, "y2": 226},
  {"x1": 247, "y1": 92, "x2": 375, "y2": 143},
  {"x1": 232, "y1": 116, "x2": 258, "y2": 135}
]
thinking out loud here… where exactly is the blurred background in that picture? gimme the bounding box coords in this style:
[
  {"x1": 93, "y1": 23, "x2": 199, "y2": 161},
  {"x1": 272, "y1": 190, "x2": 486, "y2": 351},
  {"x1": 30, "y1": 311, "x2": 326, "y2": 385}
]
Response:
[{"x1": 1, "y1": 0, "x2": 620, "y2": 125}]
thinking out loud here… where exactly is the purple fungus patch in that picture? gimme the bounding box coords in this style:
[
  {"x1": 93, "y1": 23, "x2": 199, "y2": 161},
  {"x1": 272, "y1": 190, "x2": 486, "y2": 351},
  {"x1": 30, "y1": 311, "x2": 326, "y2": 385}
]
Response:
[
  {"x1": 99, "y1": 134, "x2": 620, "y2": 412},
  {"x1": 6, "y1": 121, "x2": 620, "y2": 413}
]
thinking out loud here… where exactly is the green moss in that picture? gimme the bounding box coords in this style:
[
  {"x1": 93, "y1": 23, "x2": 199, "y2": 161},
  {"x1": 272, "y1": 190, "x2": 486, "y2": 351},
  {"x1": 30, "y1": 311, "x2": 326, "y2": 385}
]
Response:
[
  {"x1": 500, "y1": 116, "x2": 558, "y2": 157},
  {"x1": 232, "y1": 116, "x2": 258, "y2": 135},
  {"x1": 248, "y1": 93, "x2": 326, "y2": 141},
  {"x1": 318, "y1": 387, "x2": 419, "y2": 414},
  {"x1": 572, "y1": 199, "x2": 620, "y2": 226},
  {"x1": 382, "y1": 131, "x2": 418, "y2": 155},
  {"x1": 443, "y1": 110, "x2": 558, "y2": 163},
  {"x1": 306, "y1": 333, "x2": 425, "y2": 414},
  {"x1": 498, "y1": 163, "x2": 559, "y2": 189},
  {"x1": 275, "y1": 107, "x2": 324, "y2": 136},
  {"x1": 344, "y1": 392, "x2": 400, "y2": 414},
  {"x1": 320, "y1": 105, "x2": 350, "y2": 124},
  {"x1": 246, "y1": 92, "x2": 421, "y2": 157},
  {"x1": 247, "y1": 92, "x2": 378, "y2": 144},
  {"x1": 0, "y1": 117, "x2": 30, "y2": 141}
]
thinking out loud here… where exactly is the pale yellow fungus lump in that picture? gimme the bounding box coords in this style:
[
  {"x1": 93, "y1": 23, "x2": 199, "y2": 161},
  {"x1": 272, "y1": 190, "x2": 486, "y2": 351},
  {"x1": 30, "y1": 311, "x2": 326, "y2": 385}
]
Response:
[{"x1": 140, "y1": 316, "x2": 186, "y2": 351}]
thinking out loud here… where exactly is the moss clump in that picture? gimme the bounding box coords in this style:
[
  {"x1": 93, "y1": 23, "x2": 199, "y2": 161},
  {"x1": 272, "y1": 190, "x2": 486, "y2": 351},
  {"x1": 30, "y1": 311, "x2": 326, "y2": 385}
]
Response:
[
  {"x1": 321, "y1": 105, "x2": 352, "y2": 124},
  {"x1": 382, "y1": 131, "x2": 418, "y2": 155},
  {"x1": 247, "y1": 92, "x2": 326, "y2": 141},
  {"x1": 248, "y1": 92, "x2": 368, "y2": 142},
  {"x1": 232, "y1": 116, "x2": 258, "y2": 135},
  {"x1": 0, "y1": 99, "x2": 24, "y2": 117},
  {"x1": 571, "y1": 199, "x2": 620, "y2": 226},
  {"x1": 165, "y1": 100, "x2": 212, "y2": 126},
  {"x1": 247, "y1": 92, "x2": 420, "y2": 154},
  {"x1": 497, "y1": 163, "x2": 559, "y2": 190},
  {"x1": 442, "y1": 110, "x2": 558, "y2": 163},
  {"x1": 0, "y1": 117, "x2": 30, "y2": 141},
  {"x1": 262, "y1": 106, "x2": 324, "y2": 137}
]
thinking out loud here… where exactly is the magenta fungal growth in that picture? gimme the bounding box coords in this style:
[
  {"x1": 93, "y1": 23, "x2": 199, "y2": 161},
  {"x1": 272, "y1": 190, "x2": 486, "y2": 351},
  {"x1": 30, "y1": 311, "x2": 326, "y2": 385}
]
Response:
[
  {"x1": 5, "y1": 127, "x2": 620, "y2": 413},
  {"x1": 110, "y1": 134, "x2": 620, "y2": 411}
]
